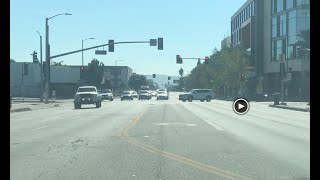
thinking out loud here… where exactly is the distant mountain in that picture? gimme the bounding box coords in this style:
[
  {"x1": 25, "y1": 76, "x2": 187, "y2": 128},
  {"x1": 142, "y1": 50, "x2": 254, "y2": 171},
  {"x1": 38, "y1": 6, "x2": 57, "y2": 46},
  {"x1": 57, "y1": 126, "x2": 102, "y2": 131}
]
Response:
[{"x1": 144, "y1": 74, "x2": 181, "y2": 89}]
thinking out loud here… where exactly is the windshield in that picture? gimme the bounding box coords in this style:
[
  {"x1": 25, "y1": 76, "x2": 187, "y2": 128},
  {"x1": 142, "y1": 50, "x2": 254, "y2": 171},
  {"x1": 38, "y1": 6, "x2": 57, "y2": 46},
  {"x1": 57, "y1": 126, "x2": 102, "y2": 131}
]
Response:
[
  {"x1": 11, "y1": 1, "x2": 310, "y2": 179},
  {"x1": 101, "y1": 89, "x2": 111, "y2": 93},
  {"x1": 77, "y1": 88, "x2": 96, "y2": 92}
]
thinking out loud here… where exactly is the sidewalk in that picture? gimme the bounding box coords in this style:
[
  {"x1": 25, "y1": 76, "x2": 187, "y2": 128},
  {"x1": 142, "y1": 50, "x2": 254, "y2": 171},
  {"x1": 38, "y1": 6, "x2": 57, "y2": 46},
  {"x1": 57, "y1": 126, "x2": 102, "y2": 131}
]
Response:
[
  {"x1": 268, "y1": 102, "x2": 310, "y2": 112},
  {"x1": 10, "y1": 99, "x2": 73, "y2": 113}
]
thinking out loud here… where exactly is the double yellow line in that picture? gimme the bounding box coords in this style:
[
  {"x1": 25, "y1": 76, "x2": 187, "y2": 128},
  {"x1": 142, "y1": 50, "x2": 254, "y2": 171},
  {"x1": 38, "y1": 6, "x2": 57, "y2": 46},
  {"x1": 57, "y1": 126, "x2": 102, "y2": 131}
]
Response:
[{"x1": 119, "y1": 112, "x2": 254, "y2": 180}]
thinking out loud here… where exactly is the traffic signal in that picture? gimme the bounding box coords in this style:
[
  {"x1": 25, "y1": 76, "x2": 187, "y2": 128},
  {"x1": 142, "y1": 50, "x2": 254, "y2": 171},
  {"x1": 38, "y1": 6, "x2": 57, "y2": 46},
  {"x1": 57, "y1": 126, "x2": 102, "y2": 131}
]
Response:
[
  {"x1": 108, "y1": 40, "x2": 114, "y2": 52},
  {"x1": 158, "y1": 37, "x2": 163, "y2": 50},
  {"x1": 24, "y1": 63, "x2": 29, "y2": 76},
  {"x1": 204, "y1": 56, "x2": 209, "y2": 64},
  {"x1": 240, "y1": 73, "x2": 245, "y2": 80},
  {"x1": 32, "y1": 51, "x2": 38, "y2": 63},
  {"x1": 153, "y1": 74, "x2": 156, "y2": 78},
  {"x1": 176, "y1": 55, "x2": 183, "y2": 64},
  {"x1": 80, "y1": 66, "x2": 85, "y2": 72},
  {"x1": 168, "y1": 77, "x2": 171, "y2": 80}
]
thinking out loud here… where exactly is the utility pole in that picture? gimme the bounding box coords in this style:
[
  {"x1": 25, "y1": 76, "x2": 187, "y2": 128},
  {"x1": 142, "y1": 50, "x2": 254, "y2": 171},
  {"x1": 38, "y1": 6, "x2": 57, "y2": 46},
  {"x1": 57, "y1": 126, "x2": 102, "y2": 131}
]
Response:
[{"x1": 36, "y1": 31, "x2": 43, "y2": 102}]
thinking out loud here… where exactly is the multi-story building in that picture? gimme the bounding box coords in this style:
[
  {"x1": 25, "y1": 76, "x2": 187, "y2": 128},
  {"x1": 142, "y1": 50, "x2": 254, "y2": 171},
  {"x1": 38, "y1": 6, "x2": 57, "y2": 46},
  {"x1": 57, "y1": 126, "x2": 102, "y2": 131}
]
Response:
[
  {"x1": 231, "y1": 0, "x2": 310, "y2": 101},
  {"x1": 221, "y1": 36, "x2": 231, "y2": 49}
]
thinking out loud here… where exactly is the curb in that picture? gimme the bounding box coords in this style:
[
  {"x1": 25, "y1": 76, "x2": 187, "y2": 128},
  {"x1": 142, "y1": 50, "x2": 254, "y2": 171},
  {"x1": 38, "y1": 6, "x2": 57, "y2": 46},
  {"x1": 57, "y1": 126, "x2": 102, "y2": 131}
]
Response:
[
  {"x1": 10, "y1": 104, "x2": 60, "y2": 113},
  {"x1": 269, "y1": 104, "x2": 310, "y2": 112},
  {"x1": 10, "y1": 108, "x2": 32, "y2": 113}
]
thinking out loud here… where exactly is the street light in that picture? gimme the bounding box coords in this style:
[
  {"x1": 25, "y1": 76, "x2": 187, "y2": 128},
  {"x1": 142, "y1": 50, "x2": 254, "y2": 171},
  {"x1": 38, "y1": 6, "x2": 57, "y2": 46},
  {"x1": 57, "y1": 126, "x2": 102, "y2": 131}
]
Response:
[
  {"x1": 115, "y1": 60, "x2": 125, "y2": 66},
  {"x1": 45, "y1": 12, "x2": 72, "y2": 104},
  {"x1": 36, "y1": 30, "x2": 43, "y2": 102},
  {"x1": 82, "y1": 37, "x2": 95, "y2": 66}
]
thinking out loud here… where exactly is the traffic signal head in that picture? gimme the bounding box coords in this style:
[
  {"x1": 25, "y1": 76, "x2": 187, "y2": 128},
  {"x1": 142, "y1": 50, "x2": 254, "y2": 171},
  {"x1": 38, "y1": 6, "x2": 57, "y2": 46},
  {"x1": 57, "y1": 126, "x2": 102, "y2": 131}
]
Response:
[
  {"x1": 176, "y1": 55, "x2": 183, "y2": 64},
  {"x1": 158, "y1": 37, "x2": 163, "y2": 50},
  {"x1": 240, "y1": 73, "x2": 245, "y2": 80},
  {"x1": 168, "y1": 76, "x2": 171, "y2": 80},
  {"x1": 153, "y1": 74, "x2": 156, "y2": 78},
  {"x1": 24, "y1": 63, "x2": 29, "y2": 75},
  {"x1": 80, "y1": 66, "x2": 85, "y2": 72},
  {"x1": 32, "y1": 51, "x2": 39, "y2": 63},
  {"x1": 108, "y1": 40, "x2": 114, "y2": 52},
  {"x1": 204, "y1": 56, "x2": 209, "y2": 64}
]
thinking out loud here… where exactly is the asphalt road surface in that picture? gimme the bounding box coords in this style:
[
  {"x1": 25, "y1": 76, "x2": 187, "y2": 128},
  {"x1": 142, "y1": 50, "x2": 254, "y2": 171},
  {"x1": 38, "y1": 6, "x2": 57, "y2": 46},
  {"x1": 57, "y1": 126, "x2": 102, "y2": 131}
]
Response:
[{"x1": 10, "y1": 93, "x2": 310, "y2": 180}]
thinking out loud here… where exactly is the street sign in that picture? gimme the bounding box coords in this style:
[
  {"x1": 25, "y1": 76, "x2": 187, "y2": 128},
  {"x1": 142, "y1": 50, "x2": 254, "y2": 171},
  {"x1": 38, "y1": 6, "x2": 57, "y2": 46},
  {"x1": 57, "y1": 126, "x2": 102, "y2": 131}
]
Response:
[
  {"x1": 95, "y1": 50, "x2": 107, "y2": 55},
  {"x1": 150, "y1": 39, "x2": 157, "y2": 46}
]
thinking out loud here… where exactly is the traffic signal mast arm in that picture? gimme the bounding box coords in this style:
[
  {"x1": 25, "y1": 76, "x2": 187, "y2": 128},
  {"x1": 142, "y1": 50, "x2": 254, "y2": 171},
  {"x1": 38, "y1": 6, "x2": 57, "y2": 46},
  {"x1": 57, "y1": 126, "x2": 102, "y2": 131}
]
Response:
[{"x1": 50, "y1": 40, "x2": 150, "y2": 59}]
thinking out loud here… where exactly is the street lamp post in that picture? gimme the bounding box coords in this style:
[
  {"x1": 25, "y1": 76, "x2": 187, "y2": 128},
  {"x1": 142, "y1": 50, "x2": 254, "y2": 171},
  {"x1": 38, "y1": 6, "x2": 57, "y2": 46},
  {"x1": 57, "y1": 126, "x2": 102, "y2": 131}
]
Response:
[
  {"x1": 45, "y1": 13, "x2": 72, "y2": 104},
  {"x1": 36, "y1": 31, "x2": 43, "y2": 102},
  {"x1": 82, "y1": 37, "x2": 95, "y2": 66}
]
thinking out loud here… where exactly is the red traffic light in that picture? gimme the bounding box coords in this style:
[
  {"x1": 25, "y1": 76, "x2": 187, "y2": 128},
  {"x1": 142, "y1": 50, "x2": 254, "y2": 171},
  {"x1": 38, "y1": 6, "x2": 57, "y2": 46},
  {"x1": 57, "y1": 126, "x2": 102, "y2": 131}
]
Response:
[
  {"x1": 204, "y1": 56, "x2": 209, "y2": 64},
  {"x1": 240, "y1": 73, "x2": 245, "y2": 78}
]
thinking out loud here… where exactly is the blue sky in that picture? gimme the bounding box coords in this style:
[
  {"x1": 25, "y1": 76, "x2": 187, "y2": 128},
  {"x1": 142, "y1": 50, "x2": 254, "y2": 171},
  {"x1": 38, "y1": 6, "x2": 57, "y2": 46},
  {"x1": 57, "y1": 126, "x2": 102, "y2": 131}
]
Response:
[{"x1": 10, "y1": 0, "x2": 246, "y2": 76}]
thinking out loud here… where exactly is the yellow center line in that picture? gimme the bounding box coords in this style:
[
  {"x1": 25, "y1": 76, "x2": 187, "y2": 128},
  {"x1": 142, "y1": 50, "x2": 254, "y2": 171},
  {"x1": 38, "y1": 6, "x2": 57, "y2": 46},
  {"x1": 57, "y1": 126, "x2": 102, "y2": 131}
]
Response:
[{"x1": 119, "y1": 110, "x2": 255, "y2": 180}]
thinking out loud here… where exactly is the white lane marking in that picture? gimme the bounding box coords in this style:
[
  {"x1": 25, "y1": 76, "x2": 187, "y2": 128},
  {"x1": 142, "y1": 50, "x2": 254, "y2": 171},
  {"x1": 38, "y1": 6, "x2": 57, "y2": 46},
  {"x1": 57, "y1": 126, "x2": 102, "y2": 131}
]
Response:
[
  {"x1": 32, "y1": 126, "x2": 47, "y2": 131},
  {"x1": 153, "y1": 123, "x2": 197, "y2": 127},
  {"x1": 203, "y1": 120, "x2": 224, "y2": 131},
  {"x1": 182, "y1": 105, "x2": 224, "y2": 131},
  {"x1": 143, "y1": 135, "x2": 150, "y2": 138}
]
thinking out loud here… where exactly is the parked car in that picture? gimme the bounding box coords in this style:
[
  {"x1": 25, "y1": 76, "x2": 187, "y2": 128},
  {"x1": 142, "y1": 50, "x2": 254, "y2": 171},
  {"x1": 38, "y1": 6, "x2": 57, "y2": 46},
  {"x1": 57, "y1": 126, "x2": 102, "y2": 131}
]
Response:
[
  {"x1": 74, "y1": 86, "x2": 102, "y2": 109},
  {"x1": 99, "y1": 89, "x2": 113, "y2": 101},
  {"x1": 139, "y1": 90, "x2": 151, "y2": 100},
  {"x1": 156, "y1": 91, "x2": 169, "y2": 100},
  {"x1": 121, "y1": 91, "x2": 133, "y2": 101},
  {"x1": 179, "y1": 89, "x2": 215, "y2": 102}
]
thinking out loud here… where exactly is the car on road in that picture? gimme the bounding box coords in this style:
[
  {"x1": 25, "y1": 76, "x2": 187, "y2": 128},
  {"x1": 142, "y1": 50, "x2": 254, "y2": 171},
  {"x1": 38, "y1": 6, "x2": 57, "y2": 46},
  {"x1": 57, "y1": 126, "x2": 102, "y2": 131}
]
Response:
[
  {"x1": 179, "y1": 89, "x2": 215, "y2": 102},
  {"x1": 121, "y1": 91, "x2": 134, "y2": 101},
  {"x1": 139, "y1": 90, "x2": 151, "y2": 100},
  {"x1": 99, "y1": 89, "x2": 113, "y2": 101},
  {"x1": 74, "y1": 86, "x2": 102, "y2": 109},
  {"x1": 156, "y1": 91, "x2": 169, "y2": 100},
  {"x1": 131, "y1": 91, "x2": 138, "y2": 98}
]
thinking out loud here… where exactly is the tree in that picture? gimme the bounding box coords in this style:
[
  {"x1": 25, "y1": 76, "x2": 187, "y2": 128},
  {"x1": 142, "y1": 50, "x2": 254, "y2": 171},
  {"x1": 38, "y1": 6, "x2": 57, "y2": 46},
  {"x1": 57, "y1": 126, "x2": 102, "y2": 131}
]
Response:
[
  {"x1": 179, "y1": 68, "x2": 184, "y2": 77},
  {"x1": 128, "y1": 73, "x2": 147, "y2": 91},
  {"x1": 85, "y1": 58, "x2": 104, "y2": 87},
  {"x1": 51, "y1": 61, "x2": 65, "y2": 66},
  {"x1": 10, "y1": 59, "x2": 16, "y2": 63}
]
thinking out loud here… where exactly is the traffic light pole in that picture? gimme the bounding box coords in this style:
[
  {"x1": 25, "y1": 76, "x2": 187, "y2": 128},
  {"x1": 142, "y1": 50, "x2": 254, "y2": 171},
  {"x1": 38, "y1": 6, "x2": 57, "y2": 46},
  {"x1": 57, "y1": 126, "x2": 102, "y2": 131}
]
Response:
[
  {"x1": 39, "y1": 34, "x2": 43, "y2": 102},
  {"x1": 50, "y1": 40, "x2": 152, "y2": 59}
]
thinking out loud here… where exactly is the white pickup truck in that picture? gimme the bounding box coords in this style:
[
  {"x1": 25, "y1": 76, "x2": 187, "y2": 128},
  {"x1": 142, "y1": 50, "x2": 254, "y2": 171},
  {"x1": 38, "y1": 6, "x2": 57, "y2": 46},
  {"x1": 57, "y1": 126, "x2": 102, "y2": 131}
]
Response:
[{"x1": 74, "y1": 86, "x2": 102, "y2": 109}]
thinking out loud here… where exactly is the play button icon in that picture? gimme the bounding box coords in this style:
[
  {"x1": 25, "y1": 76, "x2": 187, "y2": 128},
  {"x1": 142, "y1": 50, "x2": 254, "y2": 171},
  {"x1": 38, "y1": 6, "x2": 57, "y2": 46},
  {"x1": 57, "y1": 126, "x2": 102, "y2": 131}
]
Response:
[{"x1": 233, "y1": 98, "x2": 249, "y2": 115}]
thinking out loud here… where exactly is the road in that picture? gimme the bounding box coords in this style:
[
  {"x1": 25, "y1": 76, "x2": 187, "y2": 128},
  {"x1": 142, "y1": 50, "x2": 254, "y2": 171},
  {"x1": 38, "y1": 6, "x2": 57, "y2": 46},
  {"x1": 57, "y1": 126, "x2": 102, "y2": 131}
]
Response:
[{"x1": 10, "y1": 92, "x2": 310, "y2": 180}]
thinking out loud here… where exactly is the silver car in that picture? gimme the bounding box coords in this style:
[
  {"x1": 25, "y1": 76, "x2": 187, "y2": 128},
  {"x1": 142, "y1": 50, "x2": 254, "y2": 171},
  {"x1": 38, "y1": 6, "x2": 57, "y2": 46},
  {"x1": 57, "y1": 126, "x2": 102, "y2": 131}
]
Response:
[{"x1": 179, "y1": 89, "x2": 215, "y2": 102}]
